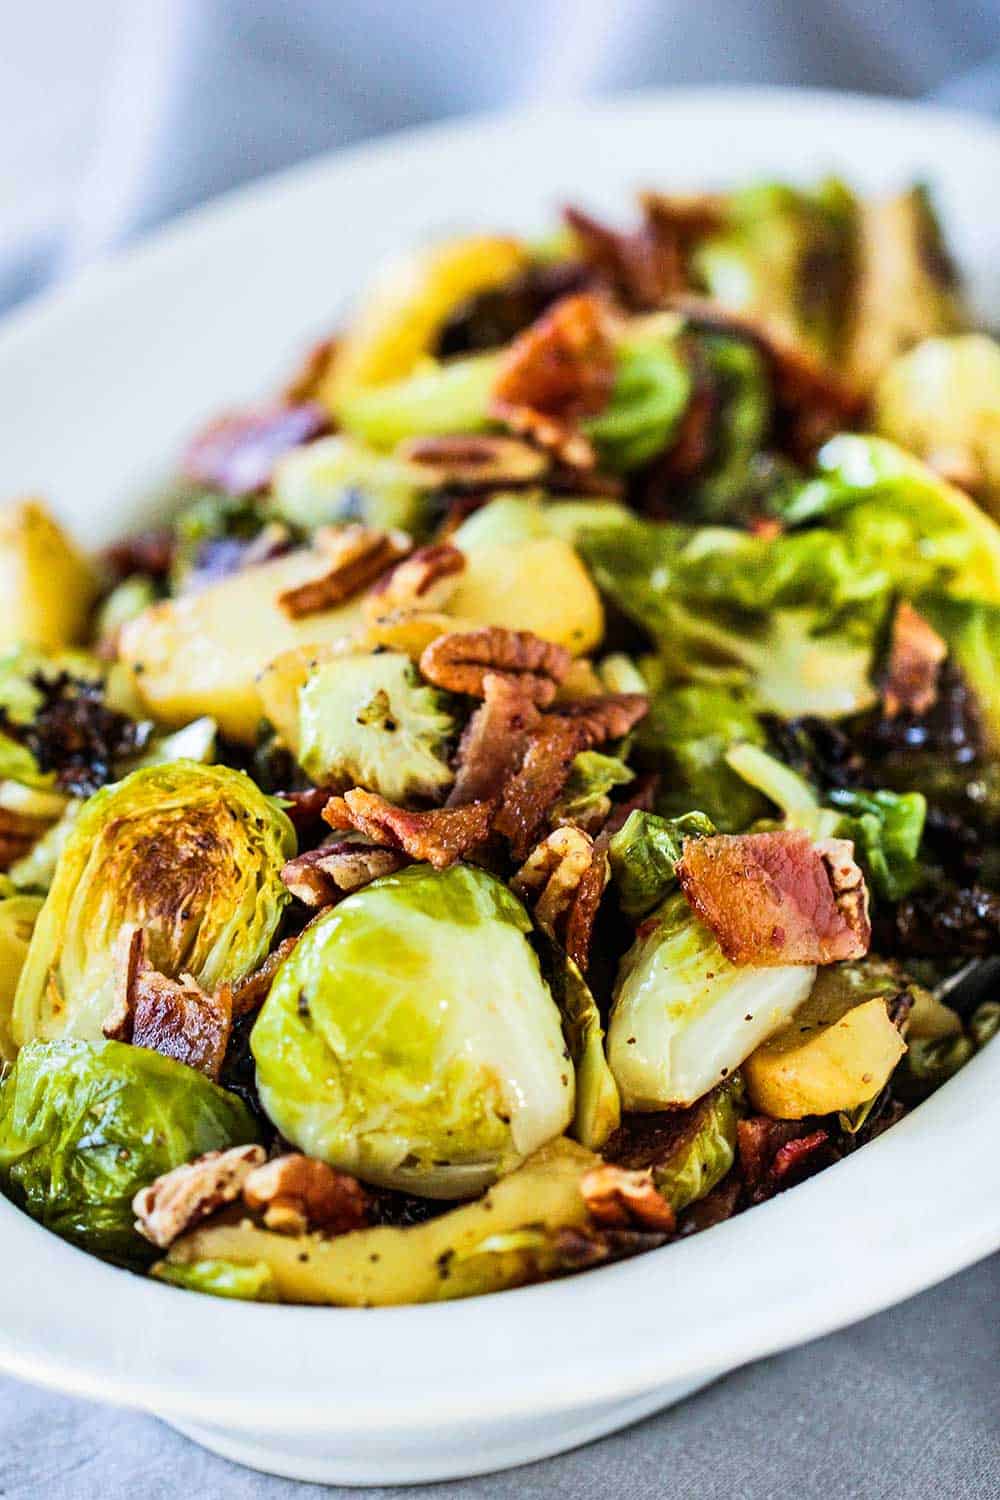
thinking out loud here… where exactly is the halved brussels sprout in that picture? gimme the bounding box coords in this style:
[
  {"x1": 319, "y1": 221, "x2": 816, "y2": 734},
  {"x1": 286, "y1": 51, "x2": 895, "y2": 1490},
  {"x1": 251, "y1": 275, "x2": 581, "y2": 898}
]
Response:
[
  {"x1": 297, "y1": 651, "x2": 455, "y2": 803},
  {"x1": 270, "y1": 435, "x2": 436, "y2": 534},
  {"x1": 13, "y1": 762, "x2": 294, "y2": 1045},
  {"x1": 0, "y1": 893, "x2": 43, "y2": 1061},
  {"x1": 0, "y1": 1038, "x2": 259, "y2": 1263},
  {"x1": 165, "y1": 1136, "x2": 597, "y2": 1305},
  {"x1": 582, "y1": 329, "x2": 691, "y2": 472},
  {"x1": 607, "y1": 891, "x2": 816, "y2": 1109},
  {"x1": 252, "y1": 864, "x2": 574, "y2": 1198},
  {"x1": 0, "y1": 500, "x2": 96, "y2": 652}
]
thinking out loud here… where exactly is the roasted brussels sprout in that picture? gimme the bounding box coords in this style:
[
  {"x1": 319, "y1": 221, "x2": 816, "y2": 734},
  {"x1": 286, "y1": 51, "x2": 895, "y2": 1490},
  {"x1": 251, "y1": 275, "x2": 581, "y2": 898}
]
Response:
[
  {"x1": 551, "y1": 750, "x2": 633, "y2": 829},
  {"x1": 13, "y1": 762, "x2": 294, "y2": 1045},
  {"x1": 337, "y1": 353, "x2": 500, "y2": 449},
  {"x1": 165, "y1": 1137, "x2": 598, "y2": 1305},
  {"x1": 0, "y1": 1039, "x2": 259, "y2": 1262},
  {"x1": 607, "y1": 891, "x2": 815, "y2": 1109},
  {"x1": 0, "y1": 893, "x2": 43, "y2": 1061},
  {"x1": 0, "y1": 500, "x2": 96, "y2": 652},
  {"x1": 608, "y1": 809, "x2": 715, "y2": 919},
  {"x1": 296, "y1": 650, "x2": 456, "y2": 803},
  {"x1": 252, "y1": 864, "x2": 574, "y2": 1198},
  {"x1": 582, "y1": 327, "x2": 691, "y2": 471},
  {"x1": 536, "y1": 942, "x2": 619, "y2": 1150}
]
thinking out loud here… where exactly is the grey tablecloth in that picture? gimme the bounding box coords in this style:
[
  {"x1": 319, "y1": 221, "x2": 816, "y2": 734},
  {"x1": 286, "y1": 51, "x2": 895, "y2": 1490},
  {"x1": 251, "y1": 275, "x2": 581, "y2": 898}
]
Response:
[{"x1": 3, "y1": 1252, "x2": 997, "y2": 1498}]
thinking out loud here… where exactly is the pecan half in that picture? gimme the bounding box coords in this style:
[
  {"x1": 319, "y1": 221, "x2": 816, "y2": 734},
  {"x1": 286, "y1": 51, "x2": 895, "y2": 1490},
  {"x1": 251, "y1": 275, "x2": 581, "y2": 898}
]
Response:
[
  {"x1": 280, "y1": 839, "x2": 403, "y2": 907},
  {"x1": 182, "y1": 402, "x2": 330, "y2": 496},
  {"x1": 133, "y1": 1144, "x2": 266, "y2": 1248},
  {"x1": 553, "y1": 692, "x2": 649, "y2": 743},
  {"x1": 397, "y1": 434, "x2": 549, "y2": 487},
  {"x1": 324, "y1": 788, "x2": 496, "y2": 869},
  {"x1": 277, "y1": 526, "x2": 411, "y2": 618},
  {"x1": 882, "y1": 600, "x2": 948, "y2": 718},
  {"x1": 242, "y1": 1153, "x2": 369, "y2": 1236},
  {"x1": 363, "y1": 543, "x2": 465, "y2": 621},
  {"x1": 419, "y1": 627, "x2": 571, "y2": 707},
  {"x1": 512, "y1": 826, "x2": 609, "y2": 974},
  {"x1": 580, "y1": 1164, "x2": 676, "y2": 1233},
  {"x1": 448, "y1": 671, "x2": 540, "y2": 806}
]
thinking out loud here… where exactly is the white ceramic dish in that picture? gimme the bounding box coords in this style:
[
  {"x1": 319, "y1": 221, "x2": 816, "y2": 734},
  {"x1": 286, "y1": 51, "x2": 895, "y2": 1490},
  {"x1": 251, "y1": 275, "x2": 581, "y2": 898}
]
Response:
[{"x1": 0, "y1": 88, "x2": 999, "y2": 1487}]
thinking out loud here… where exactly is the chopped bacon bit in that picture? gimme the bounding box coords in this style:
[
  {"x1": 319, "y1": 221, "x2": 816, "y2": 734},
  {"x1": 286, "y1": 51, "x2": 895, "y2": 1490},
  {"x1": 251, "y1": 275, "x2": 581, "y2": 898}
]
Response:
[
  {"x1": 676, "y1": 1174, "x2": 742, "y2": 1237},
  {"x1": 242, "y1": 1153, "x2": 370, "y2": 1236},
  {"x1": 448, "y1": 671, "x2": 540, "y2": 807},
  {"x1": 677, "y1": 829, "x2": 871, "y2": 966},
  {"x1": 182, "y1": 402, "x2": 330, "y2": 496},
  {"x1": 562, "y1": 852, "x2": 609, "y2": 974},
  {"x1": 580, "y1": 1165, "x2": 676, "y2": 1233},
  {"x1": 513, "y1": 826, "x2": 608, "y2": 971},
  {"x1": 133, "y1": 1144, "x2": 266, "y2": 1248},
  {"x1": 283, "y1": 335, "x2": 338, "y2": 405},
  {"x1": 489, "y1": 293, "x2": 616, "y2": 468},
  {"x1": 563, "y1": 205, "x2": 685, "y2": 310},
  {"x1": 737, "y1": 1116, "x2": 832, "y2": 1204},
  {"x1": 323, "y1": 788, "x2": 496, "y2": 870},
  {"x1": 494, "y1": 715, "x2": 591, "y2": 860},
  {"x1": 397, "y1": 434, "x2": 549, "y2": 487},
  {"x1": 277, "y1": 526, "x2": 411, "y2": 618},
  {"x1": 552, "y1": 692, "x2": 649, "y2": 743},
  {"x1": 280, "y1": 840, "x2": 403, "y2": 907},
  {"x1": 230, "y1": 932, "x2": 300, "y2": 1017},
  {"x1": 102, "y1": 527, "x2": 174, "y2": 583},
  {"x1": 104, "y1": 926, "x2": 233, "y2": 1079},
  {"x1": 748, "y1": 516, "x2": 784, "y2": 541},
  {"x1": 364, "y1": 543, "x2": 465, "y2": 620},
  {"x1": 419, "y1": 627, "x2": 571, "y2": 707},
  {"x1": 883, "y1": 600, "x2": 948, "y2": 718},
  {"x1": 0, "y1": 807, "x2": 51, "y2": 871}
]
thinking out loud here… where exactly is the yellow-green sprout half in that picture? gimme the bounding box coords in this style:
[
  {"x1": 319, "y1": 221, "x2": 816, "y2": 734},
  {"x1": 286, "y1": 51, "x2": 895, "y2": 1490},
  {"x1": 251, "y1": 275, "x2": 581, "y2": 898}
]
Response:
[
  {"x1": 13, "y1": 761, "x2": 295, "y2": 1045},
  {"x1": 252, "y1": 864, "x2": 574, "y2": 1198}
]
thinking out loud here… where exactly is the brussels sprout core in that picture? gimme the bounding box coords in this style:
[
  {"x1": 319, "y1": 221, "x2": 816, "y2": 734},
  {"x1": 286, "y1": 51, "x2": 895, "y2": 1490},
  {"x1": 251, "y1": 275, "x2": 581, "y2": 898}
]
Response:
[{"x1": 252, "y1": 864, "x2": 574, "y2": 1197}]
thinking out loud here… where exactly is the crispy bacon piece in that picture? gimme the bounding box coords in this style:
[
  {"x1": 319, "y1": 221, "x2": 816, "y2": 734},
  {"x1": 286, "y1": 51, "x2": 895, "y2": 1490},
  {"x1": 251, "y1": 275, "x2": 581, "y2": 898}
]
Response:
[
  {"x1": 580, "y1": 1165, "x2": 676, "y2": 1233},
  {"x1": 419, "y1": 627, "x2": 571, "y2": 707},
  {"x1": 563, "y1": 205, "x2": 685, "y2": 310},
  {"x1": 280, "y1": 840, "x2": 403, "y2": 907},
  {"x1": 737, "y1": 1116, "x2": 832, "y2": 1204},
  {"x1": 277, "y1": 526, "x2": 411, "y2": 619},
  {"x1": 677, "y1": 830, "x2": 871, "y2": 966},
  {"x1": 364, "y1": 543, "x2": 465, "y2": 620},
  {"x1": 283, "y1": 335, "x2": 338, "y2": 405},
  {"x1": 667, "y1": 295, "x2": 865, "y2": 460},
  {"x1": 242, "y1": 1153, "x2": 370, "y2": 1236},
  {"x1": 512, "y1": 826, "x2": 608, "y2": 973},
  {"x1": 493, "y1": 715, "x2": 591, "y2": 860},
  {"x1": 489, "y1": 293, "x2": 617, "y2": 468},
  {"x1": 323, "y1": 789, "x2": 496, "y2": 869},
  {"x1": 882, "y1": 601, "x2": 948, "y2": 718},
  {"x1": 182, "y1": 402, "x2": 330, "y2": 496},
  {"x1": 448, "y1": 672, "x2": 540, "y2": 806},
  {"x1": 133, "y1": 1144, "x2": 266, "y2": 1248},
  {"x1": 104, "y1": 925, "x2": 233, "y2": 1079}
]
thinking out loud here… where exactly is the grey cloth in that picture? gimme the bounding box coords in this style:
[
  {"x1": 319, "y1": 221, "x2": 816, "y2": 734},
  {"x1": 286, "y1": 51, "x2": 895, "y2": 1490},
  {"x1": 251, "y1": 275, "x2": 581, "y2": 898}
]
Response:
[{"x1": 2, "y1": 1252, "x2": 997, "y2": 1497}]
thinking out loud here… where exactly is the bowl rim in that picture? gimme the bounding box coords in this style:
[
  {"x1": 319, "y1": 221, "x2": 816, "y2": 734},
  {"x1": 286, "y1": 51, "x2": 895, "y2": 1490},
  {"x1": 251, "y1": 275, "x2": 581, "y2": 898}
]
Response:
[{"x1": 0, "y1": 85, "x2": 998, "y2": 1431}]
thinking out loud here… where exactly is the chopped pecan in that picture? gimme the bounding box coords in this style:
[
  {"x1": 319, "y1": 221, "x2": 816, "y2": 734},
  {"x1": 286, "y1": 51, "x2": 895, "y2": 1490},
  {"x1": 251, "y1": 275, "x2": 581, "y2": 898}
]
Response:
[
  {"x1": 639, "y1": 191, "x2": 728, "y2": 248},
  {"x1": 104, "y1": 925, "x2": 233, "y2": 1079},
  {"x1": 277, "y1": 526, "x2": 411, "y2": 618},
  {"x1": 323, "y1": 788, "x2": 496, "y2": 869},
  {"x1": 280, "y1": 839, "x2": 403, "y2": 907},
  {"x1": 242, "y1": 1153, "x2": 369, "y2": 1236},
  {"x1": 133, "y1": 1143, "x2": 266, "y2": 1248},
  {"x1": 397, "y1": 434, "x2": 549, "y2": 487},
  {"x1": 363, "y1": 543, "x2": 465, "y2": 621},
  {"x1": 420, "y1": 627, "x2": 571, "y2": 707},
  {"x1": 552, "y1": 692, "x2": 649, "y2": 743},
  {"x1": 493, "y1": 715, "x2": 591, "y2": 860},
  {"x1": 489, "y1": 293, "x2": 617, "y2": 468},
  {"x1": 677, "y1": 829, "x2": 871, "y2": 966},
  {"x1": 512, "y1": 826, "x2": 608, "y2": 972},
  {"x1": 580, "y1": 1164, "x2": 676, "y2": 1233},
  {"x1": 882, "y1": 600, "x2": 948, "y2": 718},
  {"x1": 448, "y1": 671, "x2": 540, "y2": 806},
  {"x1": 182, "y1": 402, "x2": 330, "y2": 496}
]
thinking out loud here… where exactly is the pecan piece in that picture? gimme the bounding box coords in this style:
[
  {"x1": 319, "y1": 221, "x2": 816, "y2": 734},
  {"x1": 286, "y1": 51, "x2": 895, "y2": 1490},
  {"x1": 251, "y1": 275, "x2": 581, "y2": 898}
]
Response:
[
  {"x1": 397, "y1": 434, "x2": 549, "y2": 487},
  {"x1": 182, "y1": 402, "x2": 330, "y2": 496},
  {"x1": 580, "y1": 1164, "x2": 676, "y2": 1233},
  {"x1": 512, "y1": 826, "x2": 608, "y2": 972},
  {"x1": 882, "y1": 600, "x2": 948, "y2": 718},
  {"x1": 552, "y1": 692, "x2": 649, "y2": 743},
  {"x1": 277, "y1": 526, "x2": 411, "y2": 618},
  {"x1": 323, "y1": 788, "x2": 496, "y2": 869},
  {"x1": 363, "y1": 543, "x2": 465, "y2": 621},
  {"x1": 564, "y1": 204, "x2": 687, "y2": 310},
  {"x1": 448, "y1": 671, "x2": 540, "y2": 806},
  {"x1": 133, "y1": 1144, "x2": 266, "y2": 1248},
  {"x1": 242, "y1": 1153, "x2": 369, "y2": 1236},
  {"x1": 420, "y1": 627, "x2": 571, "y2": 707},
  {"x1": 280, "y1": 839, "x2": 403, "y2": 907}
]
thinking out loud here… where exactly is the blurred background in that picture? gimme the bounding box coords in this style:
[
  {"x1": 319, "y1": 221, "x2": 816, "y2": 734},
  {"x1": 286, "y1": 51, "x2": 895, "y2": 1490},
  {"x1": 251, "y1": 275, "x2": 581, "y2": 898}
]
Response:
[{"x1": 3, "y1": 0, "x2": 999, "y2": 313}]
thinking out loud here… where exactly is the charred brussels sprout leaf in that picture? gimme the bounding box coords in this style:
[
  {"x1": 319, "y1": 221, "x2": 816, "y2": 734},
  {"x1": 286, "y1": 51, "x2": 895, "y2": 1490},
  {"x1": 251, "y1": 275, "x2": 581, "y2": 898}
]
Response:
[
  {"x1": 912, "y1": 591, "x2": 1000, "y2": 750},
  {"x1": 297, "y1": 651, "x2": 456, "y2": 804},
  {"x1": 0, "y1": 1039, "x2": 259, "y2": 1263},
  {"x1": 13, "y1": 762, "x2": 295, "y2": 1045},
  {"x1": 153, "y1": 1257, "x2": 278, "y2": 1301},
  {"x1": 0, "y1": 894, "x2": 43, "y2": 1061},
  {"x1": 686, "y1": 336, "x2": 773, "y2": 523},
  {"x1": 252, "y1": 864, "x2": 574, "y2": 1198},
  {"x1": 582, "y1": 332, "x2": 691, "y2": 472},
  {"x1": 551, "y1": 750, "x2": 633, "y2": 828},
  {"x1": 608, "y1": 809, "x2": 715, "y2": 920},
  {"x1": 535, "y1": 938, "x2": 619, "y2": 1150}
]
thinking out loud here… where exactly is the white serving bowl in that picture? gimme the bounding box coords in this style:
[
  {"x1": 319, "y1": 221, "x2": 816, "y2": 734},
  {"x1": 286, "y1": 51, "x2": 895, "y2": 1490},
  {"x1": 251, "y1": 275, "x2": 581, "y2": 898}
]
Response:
[{"x1": 0, "y1": 88, "x2": 998, "y2": 1486}]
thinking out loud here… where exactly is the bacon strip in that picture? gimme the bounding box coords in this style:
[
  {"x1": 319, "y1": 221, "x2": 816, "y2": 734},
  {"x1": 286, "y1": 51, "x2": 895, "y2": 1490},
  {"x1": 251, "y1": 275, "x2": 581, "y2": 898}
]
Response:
[
  {"x1": 323, "y1": 789, "x2": 496, "y2": 870},
  {"x1": 676, "y1": 829, "x2": 871, "y2": 965},
  {"x1": 882, "y1": 600, "x2": 948, "y2": 718},
  {"x1": 104, "y1": 926, "x2": 233, "y2": 1077},
  {"x1": 448, "y1": 672, "x2": 540, "y2": 806}
]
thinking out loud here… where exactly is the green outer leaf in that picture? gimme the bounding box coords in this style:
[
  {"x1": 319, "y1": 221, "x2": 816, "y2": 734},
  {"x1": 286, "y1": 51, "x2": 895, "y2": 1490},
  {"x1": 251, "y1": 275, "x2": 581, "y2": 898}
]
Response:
[
  {"x1": 0, "y1": 1039, "x2": 260, "y2": 1264},
  {"x1": 828, "y1": 788, "x2": 927, "y2": 901},
  {"x1": 608, "y1": 809, "x2": 715, "y2": 919},
  {"x1": 551, "y1": 750, "x2": 633, "y2": 827},
  {"x1": 583, "y1": 338, "x2": 691, "y2": 472},
  {"x1": 534, "y1": 938, "x2": 619, "y2": 1150},
  {"x1": 337, "y1": 353, "x2": 500, "y2": 449},
  {"x1": 652, "y1": 1079, "x2": 743, "y2": 1213}
]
